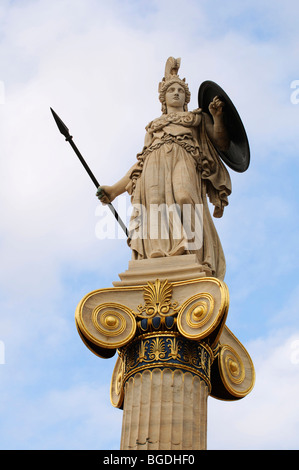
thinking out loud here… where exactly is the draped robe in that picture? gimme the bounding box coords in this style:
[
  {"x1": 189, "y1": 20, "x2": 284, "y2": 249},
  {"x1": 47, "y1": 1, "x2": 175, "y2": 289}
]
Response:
[{"x1": 125, "y1": 109, "x2": 231, "y2": 280}]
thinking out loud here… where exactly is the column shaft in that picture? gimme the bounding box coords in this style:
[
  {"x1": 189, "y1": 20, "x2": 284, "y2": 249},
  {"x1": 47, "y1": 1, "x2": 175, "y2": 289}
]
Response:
[{"x1": 120, "y1": 368, "x2": 208, "y2": 450}]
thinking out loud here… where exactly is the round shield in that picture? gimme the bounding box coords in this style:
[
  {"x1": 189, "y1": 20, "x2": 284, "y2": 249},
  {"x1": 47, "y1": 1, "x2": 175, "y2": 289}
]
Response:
[{"x1": 198, "y1": 81, "x2": 250, "y2": 172}]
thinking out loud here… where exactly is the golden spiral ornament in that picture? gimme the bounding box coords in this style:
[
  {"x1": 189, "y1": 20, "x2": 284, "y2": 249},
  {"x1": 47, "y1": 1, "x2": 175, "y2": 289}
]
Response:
[
  {"x1": 87, "y1": 302, "x2": 136, "y2": 349},
  {"x1": 93, "y1": 309, "x2": 126, "y2": 337},
  {"x1": 218, "y1": 344, "x2": 254, "y2": 398},
  {"x1": 110, "y1": 356, "x2": 124, "y2": 408},
  {"x1": 221, "y1": 345, "x2": 245, "y2": 385},
  {"x1": 177, "y1": 293, "x2": 215, "y2": 340}
]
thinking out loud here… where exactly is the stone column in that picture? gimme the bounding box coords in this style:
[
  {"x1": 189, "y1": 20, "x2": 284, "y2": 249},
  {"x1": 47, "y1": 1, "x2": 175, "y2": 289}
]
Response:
[
  {"x1": 118, "y1": 330, "x2": 212, "y2": 450},
  {"x1": 121, "y1": 368, "x2": 208, "y2": 450}
]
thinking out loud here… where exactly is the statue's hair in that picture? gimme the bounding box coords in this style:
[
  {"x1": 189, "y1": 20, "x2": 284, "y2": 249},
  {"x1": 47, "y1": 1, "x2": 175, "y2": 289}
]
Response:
[{"x1": 159, "y1": 78, "x2": 191, "y2": 113}]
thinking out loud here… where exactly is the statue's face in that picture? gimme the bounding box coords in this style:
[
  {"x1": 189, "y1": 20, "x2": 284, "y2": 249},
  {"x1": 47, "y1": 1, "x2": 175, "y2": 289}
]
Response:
[{"x1": 165, "y1": 82, "x2": 186, "y2": 110}]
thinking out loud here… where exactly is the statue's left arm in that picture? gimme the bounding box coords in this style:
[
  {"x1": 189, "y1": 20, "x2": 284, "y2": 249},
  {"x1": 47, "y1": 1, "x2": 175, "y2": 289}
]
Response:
[{"x1": 203, "y1": 96, "x2": 230, "y2": 151}]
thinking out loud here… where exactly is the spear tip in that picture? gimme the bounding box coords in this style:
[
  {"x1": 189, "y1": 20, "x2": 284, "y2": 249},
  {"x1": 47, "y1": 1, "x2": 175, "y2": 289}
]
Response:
[{"x1": 50, "y1": 107, "x2": 72, "y2": 141}]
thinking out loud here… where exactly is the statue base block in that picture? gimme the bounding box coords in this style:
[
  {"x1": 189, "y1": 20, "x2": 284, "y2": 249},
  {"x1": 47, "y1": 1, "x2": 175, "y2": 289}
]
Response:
[{"x1": 113, "y1": 254, "x2": 212, "y2": 287}]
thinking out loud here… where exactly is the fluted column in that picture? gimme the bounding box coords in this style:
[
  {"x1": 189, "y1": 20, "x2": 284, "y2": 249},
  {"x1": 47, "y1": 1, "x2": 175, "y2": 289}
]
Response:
[
  {"x1": 117, "y1": 331, "x2": 212, "y2": 450},
  {"x1": 120, "y1": 368, "x2": 209, "y2": 450}
]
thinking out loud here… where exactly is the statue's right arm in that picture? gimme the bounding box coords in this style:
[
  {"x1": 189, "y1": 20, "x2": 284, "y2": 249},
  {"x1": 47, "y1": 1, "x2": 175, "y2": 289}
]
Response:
[
  {"x1": 96, "y1": 171, "x2": 132, "y2": 204},
  {"x1": 96, "y1": 131, "x2": 152, "y2": 204}
]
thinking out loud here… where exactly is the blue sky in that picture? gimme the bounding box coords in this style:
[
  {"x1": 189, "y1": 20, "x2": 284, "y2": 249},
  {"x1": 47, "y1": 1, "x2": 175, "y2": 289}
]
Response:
[{"x1": 0, "y1": 0, "x2": 299, "y2": 450}]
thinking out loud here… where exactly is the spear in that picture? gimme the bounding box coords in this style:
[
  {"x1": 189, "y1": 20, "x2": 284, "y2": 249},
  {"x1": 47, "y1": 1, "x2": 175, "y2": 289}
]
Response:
[{"x1": 50, "y1": 107, "x2": 128, "y2": 237}]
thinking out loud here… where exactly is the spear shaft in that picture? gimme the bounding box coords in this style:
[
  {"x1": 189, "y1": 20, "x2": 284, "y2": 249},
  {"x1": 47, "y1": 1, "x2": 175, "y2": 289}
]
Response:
[{"x1": 50, "y1": 107, "x2": 128, "y2": 237}]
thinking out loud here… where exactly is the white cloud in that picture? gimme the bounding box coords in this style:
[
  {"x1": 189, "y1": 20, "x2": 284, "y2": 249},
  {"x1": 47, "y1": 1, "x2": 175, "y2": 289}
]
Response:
[{"x1": 0, "y1": 380, "x2": 122, "y2": 450}]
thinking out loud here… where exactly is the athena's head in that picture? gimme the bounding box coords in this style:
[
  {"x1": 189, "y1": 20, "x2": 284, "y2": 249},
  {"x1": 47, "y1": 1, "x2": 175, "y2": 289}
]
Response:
[{"x1": 158, "y1": 57, "x2": 191, "y2": 114}]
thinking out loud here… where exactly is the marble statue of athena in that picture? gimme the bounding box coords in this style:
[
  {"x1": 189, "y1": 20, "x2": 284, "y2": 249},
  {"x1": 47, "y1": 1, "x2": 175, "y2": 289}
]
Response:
[{"x1": 97, "y1": 57, "x2": 232, "y2": 280}]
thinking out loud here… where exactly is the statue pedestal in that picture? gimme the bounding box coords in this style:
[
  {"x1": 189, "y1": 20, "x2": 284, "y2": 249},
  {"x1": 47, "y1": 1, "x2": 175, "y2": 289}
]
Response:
[
  {"x1": 75, "y1": 263, "x2": 255, "y2": 450},
  {"x1": 113, "y1": 254, "x2": 212, "y2": 287}
]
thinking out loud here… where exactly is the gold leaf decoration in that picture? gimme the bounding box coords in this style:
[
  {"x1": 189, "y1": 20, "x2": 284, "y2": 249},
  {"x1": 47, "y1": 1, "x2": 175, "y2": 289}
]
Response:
[
  {"x1": 166, "y1": 337, "x2": 180, "y2": 360},
  {"x1": 148, "y1": 337, "x2": 167, "y2": 361},
  {"x1": 135, "y1": 279, "x2": 179, "y2": 319}
]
